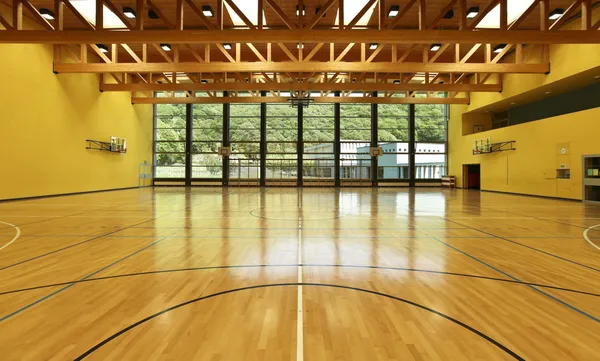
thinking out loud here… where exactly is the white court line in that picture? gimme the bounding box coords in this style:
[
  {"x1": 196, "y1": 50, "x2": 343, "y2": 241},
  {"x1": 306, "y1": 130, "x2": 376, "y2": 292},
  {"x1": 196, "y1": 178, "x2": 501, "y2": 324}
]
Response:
[
  {"x1": 297, "y1": 213, "x2": 303, "y2": 361},
  {"x1": 0, "y1": 221, "x2": 21, "y2": 251},
  {"x1": 583, "y1": 224, "x2": 600, "y2": 251}
]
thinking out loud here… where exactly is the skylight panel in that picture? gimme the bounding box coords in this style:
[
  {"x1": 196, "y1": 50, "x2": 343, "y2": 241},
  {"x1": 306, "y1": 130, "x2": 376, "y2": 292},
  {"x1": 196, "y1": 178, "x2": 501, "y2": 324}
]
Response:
[
  {"x1": 334, "y1": 0, "x2": 377, "y2": 27},
  {"x1": 475, "y1": 0, "x2": 535, "y2": 29},
  {"x1": 224, "y1": 0, "x2": 266, "y2": 27},
  {"x1": 69, "y1": 0, "x2": 126, "y2": 29}
]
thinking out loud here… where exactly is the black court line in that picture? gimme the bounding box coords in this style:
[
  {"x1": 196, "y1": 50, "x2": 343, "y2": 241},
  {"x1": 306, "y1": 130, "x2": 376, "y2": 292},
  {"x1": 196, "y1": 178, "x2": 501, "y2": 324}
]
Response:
[
  {"x1": 1, "y1": 264, "x2": 597, "y2": 298},
  {"x1": 0, "y1": 189, "x2": 273, "y2": 272},
  {"x1": 0, "y1": 195, "x2": 158, "y2": 231},
  {"x1": 73, "y1": 283, "x2": 525, "y2": 361},
  {"x1": 440, "y1": 217, "x2": 600, "y2": 273},
  {"x1": 432, "y1": 237, "x2": 600, "y2": 324}
]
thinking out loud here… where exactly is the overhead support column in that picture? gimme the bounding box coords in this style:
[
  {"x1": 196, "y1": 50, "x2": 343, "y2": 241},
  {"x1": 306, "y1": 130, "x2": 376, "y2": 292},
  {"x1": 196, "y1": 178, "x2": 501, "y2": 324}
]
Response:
[
  {"x1": 222, "y1": 91, "x2": 230, "y2": 186},
  {"x1": 297, "y1": 105, "x2": 304, "y2": 187},
  {"x1": 371, "y1": 92, "x2": 378, "y2": 187},
  {"x1": 260, "y1": 91, "x2": 267, "y2": 187},
  {"x1": 334, "y1": 92, "x2": 341, "y2": 187},
  {"x1": 185, "y1": 103, "x2": 193, "y2": 186},
  {"x1": 409, "y1": 104, "x2": 416, "y2": 187}
]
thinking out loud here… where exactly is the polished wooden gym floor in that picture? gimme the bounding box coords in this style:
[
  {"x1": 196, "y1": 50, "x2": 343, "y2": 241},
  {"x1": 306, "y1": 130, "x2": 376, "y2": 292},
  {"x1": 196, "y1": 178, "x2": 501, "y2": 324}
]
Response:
[{"x1": 0, "y1": 187, "x2": 599, "y2": 360}]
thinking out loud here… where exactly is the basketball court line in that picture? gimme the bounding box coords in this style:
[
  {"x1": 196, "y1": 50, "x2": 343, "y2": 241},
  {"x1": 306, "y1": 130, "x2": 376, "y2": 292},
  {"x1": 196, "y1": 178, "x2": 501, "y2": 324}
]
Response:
[
  {"x1": 1, "y1": 264, "x2": 598, "y2": 298},
  {"x1": 373, "y1": 194, "x2": 600, "y2": 273},
  {"x1": 297, "y1": 214, "x2": 303, "y2": 361},
  {"x1": 0, "y1": 190, "x2": 264, "y2": 272},
  {"x1": 0, "y1": 221, "x2": 21, "y2": 252},
  {"x1": 0, "y1": 236, "x2": 172, "y2": 323},
  {"x1": 432, "y1": 237, "x2": 600, "y2": 324},
  {"x1": 583, "y1": 224, "x2": 600, "y2": 251},
  {"x1": 440, "y1": 217, "x2": 600, "y2": 273},
  {"x1": 72, "y1": 283, "x2": 525, "y2": 361}
]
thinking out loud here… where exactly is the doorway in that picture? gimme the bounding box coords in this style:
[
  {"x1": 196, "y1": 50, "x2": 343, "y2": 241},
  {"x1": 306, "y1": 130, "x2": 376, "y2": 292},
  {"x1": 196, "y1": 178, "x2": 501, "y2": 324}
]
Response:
[{"x1": 463, "y1": 164, "x2": 481, "y2": 189}]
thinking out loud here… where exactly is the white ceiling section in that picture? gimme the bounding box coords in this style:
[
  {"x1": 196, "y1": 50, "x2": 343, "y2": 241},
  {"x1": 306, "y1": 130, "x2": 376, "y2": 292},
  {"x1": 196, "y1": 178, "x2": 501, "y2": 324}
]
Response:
[
  {"x1": 334, "y1": 0, "x2": 377, "y2": 27},
  {"x1": 476, "y1": 0, "x2": 536, "y2": 29},
  {"x1": 224, "y1": 0, "x2": 267, "y2": 27},
  {"x1": 69, "y1": 0, "x2": 126, "y2": 29}
]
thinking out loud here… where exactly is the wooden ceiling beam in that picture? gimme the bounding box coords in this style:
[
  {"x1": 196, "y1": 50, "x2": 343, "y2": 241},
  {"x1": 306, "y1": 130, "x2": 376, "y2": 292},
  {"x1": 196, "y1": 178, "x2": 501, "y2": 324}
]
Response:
[
  {"x1": 102, "y1": 82, "x2": 501, "y2": 92},
  {"x1": 346, "y1": 0, "x2": 377, "y2": 29},
  {"x1": 387, "y1": 0, "x2": 416, "y2": 29},
  {"x1": 550, "y1": 0, "x2": 583, "y2": 30},
  {"x1": 428, "y1": 0, "x2": 458, "y2": 29},
  {"x1": 0, "y1": 12, "x2": 12, "y2": 29},
  {"x1": 307, "y1": 0, "x2": 337, "y2": 30},
  {"x1": 5, "y1": 29, "x2": 600, "y2": 45},
  {"x1": 264, "y1": 0, "x2": 296, "y2": 30},
  {"x1": 223, "y1": 0, "x2": 255, "y2": 30},
  {"x1": 54, "y1": 62, "x2": 549, "y2": 74},
  {"x1": 132, "y1": 95, "x2": 470, "y2": 105},
  {"x1": 147, "y1": 0, "x2": 175, "y2": 29},
  {"x1": 508, "y1": 0, "x2": 540, "y2": 30},
  {"x1": 184, "y1": 0, "x2": 216, "y2": 29},
  {"x1": 468, "y1": 0, "x2": 500, "y2": 30},
  {"x1": 21, "y1": 0, "x2": 54, "y2": 30}
]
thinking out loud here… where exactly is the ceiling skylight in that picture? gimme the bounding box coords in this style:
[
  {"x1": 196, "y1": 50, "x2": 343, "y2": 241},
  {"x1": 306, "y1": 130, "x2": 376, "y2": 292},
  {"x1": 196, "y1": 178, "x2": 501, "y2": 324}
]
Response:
[
  {"x1": 475, "y1": 0, "x2": 535, "y2": 29},
  {"x1": 224, "y1": 0, "x2": 266, "y2": 27},
  {"x1": 334, "y1": 0, "x2": 377, "y2": 27},
  {"x1": 69, "y1": 0, "x2": 126, "y2": 29}
]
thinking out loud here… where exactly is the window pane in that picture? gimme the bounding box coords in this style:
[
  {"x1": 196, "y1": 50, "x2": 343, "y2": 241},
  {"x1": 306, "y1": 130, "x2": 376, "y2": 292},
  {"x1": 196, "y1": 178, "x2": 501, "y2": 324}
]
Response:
[{"x1": 155, "y1": 104, "x2": 187, "y2": 179}]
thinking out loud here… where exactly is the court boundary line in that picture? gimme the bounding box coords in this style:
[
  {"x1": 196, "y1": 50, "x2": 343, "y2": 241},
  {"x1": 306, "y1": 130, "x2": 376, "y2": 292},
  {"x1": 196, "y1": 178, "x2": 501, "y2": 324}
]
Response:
[
  {"x1": 72, "y1": 283, "x2": 525, "y2": 361},
  {"x1": 432, "y1": 237, "x2": 600, "y2": 324},
  {"x1": 0, "y1": 189, "x2": 266, "y2": 272},
  {"x1": 583, "y1": 224, "x2": 600, "y2": 251},
  {"x1": 441, "y1": 217, "x2": 600, "y2": 273},
  {"x1": 0, "y1": 221, "x2": 21, "y2": 252},
  {"x1": 0, "y1": 189, "x2": 273, "y2": 322},
  {"x1": 0, "y1": 236, "x2": 171, "y2": 323},
  {"x1": 1, "y1": 264, "x2": 598, "y2": 298}
]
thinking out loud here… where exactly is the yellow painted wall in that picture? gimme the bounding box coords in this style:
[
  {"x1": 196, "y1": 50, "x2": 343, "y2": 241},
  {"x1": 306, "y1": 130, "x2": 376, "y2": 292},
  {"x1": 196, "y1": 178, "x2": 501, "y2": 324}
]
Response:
[
  {"x1": 449, "y1": 105, "x2": 600, "y2": 200},
  {"x1": 0, "y1": 42, "x2": 153, "y2": 200},
  {"x1": 449, "y1": 10, "x2": 600, "y2": 200}
]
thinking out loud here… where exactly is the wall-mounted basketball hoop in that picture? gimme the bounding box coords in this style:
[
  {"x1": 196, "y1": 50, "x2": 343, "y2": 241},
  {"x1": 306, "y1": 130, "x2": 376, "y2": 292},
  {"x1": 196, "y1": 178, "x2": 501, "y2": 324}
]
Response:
[
  {"x1": 370, "y1": 147, "x2": 384, "y2": 157},
  {"x1": 287, "y1": 90, "x2": 314, "y2": 108},
  {"x1": 218, "y1": 146, "x2": 231, "y2": 157}
]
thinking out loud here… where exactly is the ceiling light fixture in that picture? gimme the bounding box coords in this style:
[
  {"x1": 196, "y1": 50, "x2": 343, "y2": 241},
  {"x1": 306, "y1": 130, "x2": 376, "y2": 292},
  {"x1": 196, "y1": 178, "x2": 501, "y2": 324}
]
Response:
[
  {"x1": 388, "y1": 5, "x2": 399, "y2": 17},
  {"x1": 369, "y1": 43, "x2": 378, "y2": 50},
  {"x1": 39, "y1": 8, "x2": 55, "y2": 20},
  {"x1": 122, "y1": 7, "x2": 136, "y2": 19},
  {"x1": 202, "y1": 5, "x2": 214, "y2": 17},
  {"x1": 296, "y1": 5, "x2": 306, "y2": 16},
  {"x1": 96, "y1": 44, "x2": 109, "y2": 53},
  {"x1": 443, "y1": 9, "x2": 454, "y2": 19},
  {"x1": 430, "y1": 43, "x2": 442, "y2": 52},
  {"x1": 201, "y1": 80, "x2": 208, "y2": 84},
  {"x1": 223, "y1": 43, "x2": 232, "y2": 50},
  {"x1": 160, "y1": 44, "x2": 172, "y2": 51},
  {"x1": 549, "y1": 8, "x2": 564, "y2": 20},
  {"x1": 494, "y1": 44, "x2": 507, "y2": 53},
  {"x1": 297, "y1": 43, "x2": 305, "y2": 49},
  {"x1": 393, "y1": 80, "x2": 400, "y2": 84},
  {"x1": 466, "y1": 7, "x2": 479, "y2": 19}
]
